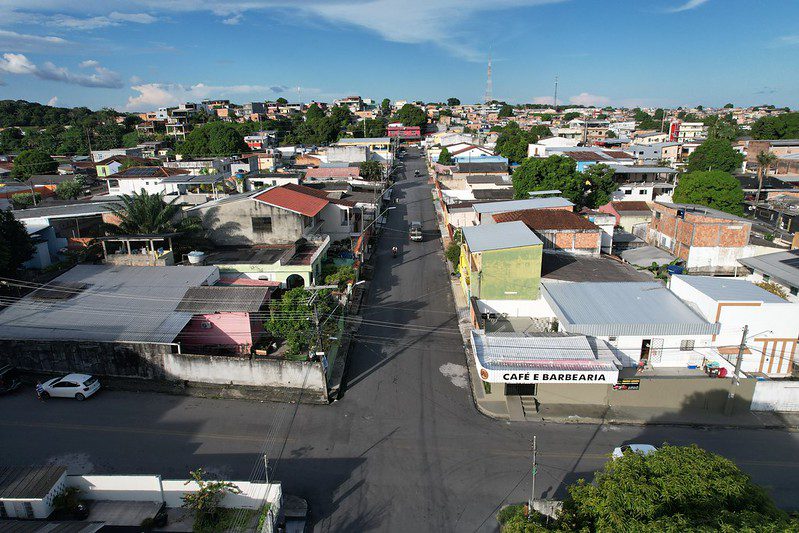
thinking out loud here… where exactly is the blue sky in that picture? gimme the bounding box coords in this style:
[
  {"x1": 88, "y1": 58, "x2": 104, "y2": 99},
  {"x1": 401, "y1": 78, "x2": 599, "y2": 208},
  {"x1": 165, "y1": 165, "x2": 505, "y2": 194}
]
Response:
[{"x1": 0, "y1": 0, "x2": 797, "y2": 111}]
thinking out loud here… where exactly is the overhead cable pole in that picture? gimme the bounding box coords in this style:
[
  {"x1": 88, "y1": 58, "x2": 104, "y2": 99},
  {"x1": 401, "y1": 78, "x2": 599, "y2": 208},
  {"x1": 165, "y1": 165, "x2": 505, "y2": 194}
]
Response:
[
  {"x1": 724, "y1": 324, "x2": 748, "y2": 416},
  {"x1": 529, "y1": 435, "x2": 537, "y2": 514}
]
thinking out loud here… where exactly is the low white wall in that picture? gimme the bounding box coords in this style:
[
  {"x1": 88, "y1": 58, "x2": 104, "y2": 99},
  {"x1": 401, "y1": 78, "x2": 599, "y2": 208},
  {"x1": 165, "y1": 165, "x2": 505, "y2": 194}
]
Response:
[
  {"x1": 751, "y1": 380, "x2": 799, "y2": 412},
  {"x1": 162, "y1": 353, "x2": 327, "y2": 392},
  {"x1": 161, "y1": 480, "x2": 279, "y2": 510},
  {"x1": 477, "y1": 298, "x2": 554, "y2": 319},
  {"x1": 68, "y1": 475, "x2": 162, "y2": 502}
]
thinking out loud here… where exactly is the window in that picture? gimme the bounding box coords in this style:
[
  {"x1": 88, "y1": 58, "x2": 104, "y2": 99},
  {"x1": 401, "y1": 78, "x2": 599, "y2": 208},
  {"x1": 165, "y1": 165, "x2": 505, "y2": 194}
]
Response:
[
  {"x1": 638, "y1": 189, "x2": 648, "y2": 195},
  {"x1": 108, "y1": 179, "x2": 120, "y2": 189},
  {"x1": 251, "y1": 216, "x2": 272, "y2": 233},
  {"x1": 608, "y1": 336, "x2": 618, "y2": 344},
  {"x1": 763, "y1": 275, "x2": 770, "y2": 282},
  {"x1": 680, "y1": 340, "x2": 695, "y2": 351}
]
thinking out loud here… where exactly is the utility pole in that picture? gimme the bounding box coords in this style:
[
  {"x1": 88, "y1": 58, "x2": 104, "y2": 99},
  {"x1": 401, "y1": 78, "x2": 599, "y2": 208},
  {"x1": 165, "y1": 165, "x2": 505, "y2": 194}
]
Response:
[
  {"x1": 724, "y1": 324, "x2": 748, "y2": 416},
  {"x1": 529, "y1": 436, "x2": 537, "y2": 513},
  {"x1": 553, "y1": 76, "x2": 558, "y2": 109}
]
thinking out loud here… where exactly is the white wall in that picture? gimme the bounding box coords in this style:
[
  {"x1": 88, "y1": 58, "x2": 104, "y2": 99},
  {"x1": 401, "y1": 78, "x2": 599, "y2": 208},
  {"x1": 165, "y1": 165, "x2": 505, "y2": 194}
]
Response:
[
  {"x1": 594, "y1": 334, "x2": 714, "y2": 368},
  {"x1": 161, "y1": 480, "x2": 280, "y2": 510},
  {"x1": 108, "y1": 178, "x2": 166, "y2": 196},
  {"x1": 751, "y1": 381, "x2": 799, "y2": 412},
  {"x1": 68, "y1": 475, "x2": 163, "y2": 502},
  {"x1": 477, "y1": 298, "x2": 555, "y2": 318}
]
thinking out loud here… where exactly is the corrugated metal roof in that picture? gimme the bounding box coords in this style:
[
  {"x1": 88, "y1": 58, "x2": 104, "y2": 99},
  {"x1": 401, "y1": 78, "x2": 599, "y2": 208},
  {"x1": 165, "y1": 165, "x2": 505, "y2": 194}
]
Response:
[
  {"x1": 541, "y1": 281, "x2": 720, "y2": 336},
  {"x1": 462, "y1": 221, "x2": 542, "y2": 252},
  {"x1": 473, "y1": 197, "x2": 574, "y2": 214},
  {"x1": 0, "y1": 465, "x2": 66, "y2": 499},
  {"x1": 739, "y1": 250, "x2": 799, "y2": 288},
  {"x1": 12, "y1": 201, "x2": 121, "y2": 220},
  {"x1": 672, "y1": 274, "x2": 787, "y2": 303},
  {"x1": 471, "y1": 331, "x2": 620, "y2": 372},
  {"x1": 177, "y1": 286, "x2": 270, "y2": 313},
  {"x1": 0, "y1": 265, "x2": 218, "y2": 343}
]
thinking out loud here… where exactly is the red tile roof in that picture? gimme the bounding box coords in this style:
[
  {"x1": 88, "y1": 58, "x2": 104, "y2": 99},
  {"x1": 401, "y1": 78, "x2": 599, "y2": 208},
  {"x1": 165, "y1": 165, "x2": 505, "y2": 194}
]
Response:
[
  {"x1": 610, "y1": 201, "x2": 651, "y2": 213},
  {"x1": 563, "y1": 151, "x2": 607, "y2": 162},
  {"x1": 492, "y1": 209, "x2": 600, "y2": 231},
  {"x1": 282, "y1": 183, "x2": 357, "y2": 207},
  {"x1": 603, "y1": 150, "x2": 634, "y2": 159},
  {"x1": 254, "y1": 185, "x2": 329, "y2": 217},
  {"x1": 304, "y1": 167, "x2": 360, "y2": 179}
]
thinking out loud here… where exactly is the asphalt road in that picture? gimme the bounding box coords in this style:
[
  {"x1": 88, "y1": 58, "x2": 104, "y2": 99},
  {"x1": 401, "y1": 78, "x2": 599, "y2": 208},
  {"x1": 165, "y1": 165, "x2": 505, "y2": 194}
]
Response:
[{"x1": 3, "y1": 148, "x2": 799, "y2": 532}]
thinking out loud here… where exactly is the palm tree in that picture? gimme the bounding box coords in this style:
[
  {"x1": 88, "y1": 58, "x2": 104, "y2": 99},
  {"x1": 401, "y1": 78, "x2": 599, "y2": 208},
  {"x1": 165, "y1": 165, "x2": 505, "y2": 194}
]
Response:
[
  {"x1": 755, "y1": 151, "x2": 777, "y2": 205},
  {"x1": 106, "y1": 190, "x2": 201, "y2": 235}
]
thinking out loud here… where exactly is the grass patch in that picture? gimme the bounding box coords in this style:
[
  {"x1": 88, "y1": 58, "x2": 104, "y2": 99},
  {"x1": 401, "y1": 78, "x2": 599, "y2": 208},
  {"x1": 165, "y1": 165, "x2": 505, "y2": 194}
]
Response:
[{"x1": 194, "y1": 508, "x2": 258, "y2": 533}]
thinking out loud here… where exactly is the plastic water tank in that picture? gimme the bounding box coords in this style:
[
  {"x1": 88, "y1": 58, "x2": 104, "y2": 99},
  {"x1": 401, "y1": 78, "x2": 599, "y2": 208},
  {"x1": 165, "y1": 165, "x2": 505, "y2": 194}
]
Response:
[{"x1": 187, "y1": 251, "x2": 206, "y2": 265}]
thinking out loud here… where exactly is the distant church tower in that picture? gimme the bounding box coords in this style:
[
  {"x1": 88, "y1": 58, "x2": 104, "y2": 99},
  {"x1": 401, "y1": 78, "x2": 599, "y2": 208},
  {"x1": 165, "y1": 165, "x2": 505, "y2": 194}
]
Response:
[{"x1": 484, "y1": 53, "x2": 493, "y2": 104}]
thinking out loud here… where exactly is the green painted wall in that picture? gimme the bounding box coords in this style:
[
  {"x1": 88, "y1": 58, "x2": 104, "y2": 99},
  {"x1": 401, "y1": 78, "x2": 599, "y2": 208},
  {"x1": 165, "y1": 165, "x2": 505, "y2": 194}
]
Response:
[{"x1": 474, "y1": 245, "x2": 542, "y2": 300}]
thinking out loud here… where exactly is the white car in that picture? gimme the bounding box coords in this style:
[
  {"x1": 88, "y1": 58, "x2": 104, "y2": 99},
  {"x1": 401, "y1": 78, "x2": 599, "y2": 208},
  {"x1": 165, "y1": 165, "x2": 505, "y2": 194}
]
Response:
[
  {"x1": 612, "y1": 444, "x2": 657, "y2": 459},
  {"x1": 41, "y1": 374, "x2": 101, "y2": 401}
]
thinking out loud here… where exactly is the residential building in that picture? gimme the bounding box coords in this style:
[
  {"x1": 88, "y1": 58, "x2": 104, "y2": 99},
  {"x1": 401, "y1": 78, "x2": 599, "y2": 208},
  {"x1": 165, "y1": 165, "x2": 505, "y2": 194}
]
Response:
[
  {"x1": 668, "y1": 120, "x2": 707, "y2": 142},
  {"x1": 0, "y1": 466, "x2": 67, "y2": 519},
  {"x1": 95, "y1": 155, "x2": 158, "y2": 177},
  {"x1": 738, "y1": 249, "x2": 799, "y2": 301},
  {"x1": 387, "y1": 123, "x2": 421, "y2": 140},
  {"x1": 244, "y1": 130, "x2": 276, "y2": 150},
  {"x1": 90, "y1": 147, "x2": 142, "y2": 163},
  {"x1": 627, "y1": 142, "x2": 680, "y2": 164},
  {"x1": 541, "y1": 281, "x2": 719, "y2": 367},
  {"x1": 491, "y1": 209, "x2": 603, "y2": 256},
  {"x1": 459, "y1": 221, "x2": 544, "y2": 301},
  {"x1": 101, "y1": 166, "x2": 190, "y2": 195},
  {"x1": 164, "y1": 158, "x2": 233, "y2": 176},
  {"x1": 599, "y1": 201, "x2": 652, "y2": 233},
  {"x1": 332, "y1": 137, "x2": 393, "y2": 162},
  {"x1": 472, "y1": 197, "x2": 574, "y2": 224},
  {"x1": 647, "y1": 202, "x2": 778, "y2": 274},
  {"x1": 670, "y1": 275, "x2": 798, "y2": 375}
]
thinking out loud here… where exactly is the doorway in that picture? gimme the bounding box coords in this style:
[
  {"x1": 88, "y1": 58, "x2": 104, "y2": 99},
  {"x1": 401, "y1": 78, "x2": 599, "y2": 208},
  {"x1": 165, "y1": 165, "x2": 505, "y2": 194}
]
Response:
[
  {"x1": 640, "y1": 339, "x2": 652, "y2": 364},
  {"x1": 505, "y1": 383, "x2": 537, "y2": 396}
]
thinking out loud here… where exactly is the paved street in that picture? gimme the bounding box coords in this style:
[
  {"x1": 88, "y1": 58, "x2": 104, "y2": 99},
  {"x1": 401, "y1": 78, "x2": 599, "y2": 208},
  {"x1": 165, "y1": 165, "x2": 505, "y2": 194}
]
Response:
[{"x1": 3, "y1": 148, "x2": 799, "y2": 532}]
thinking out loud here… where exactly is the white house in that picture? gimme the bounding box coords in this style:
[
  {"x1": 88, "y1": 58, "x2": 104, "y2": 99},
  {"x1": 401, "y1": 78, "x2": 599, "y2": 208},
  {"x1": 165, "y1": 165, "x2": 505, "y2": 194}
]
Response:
[
  {"x1": 103, "y1": 166, "x2": 190, "y2": 195},
  {"x1": 90, "y1": 147, "x2": 142, "y2": 163},
  {"x1": 670, "y1": 275, "x2": 799, "y2": 376}
]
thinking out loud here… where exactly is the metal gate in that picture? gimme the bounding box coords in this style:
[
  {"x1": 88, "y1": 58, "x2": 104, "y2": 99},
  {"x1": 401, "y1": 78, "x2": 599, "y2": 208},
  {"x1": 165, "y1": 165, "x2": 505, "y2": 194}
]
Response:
[{"x1": 649, "y1": 338, "x2": 664, "y2": 364}]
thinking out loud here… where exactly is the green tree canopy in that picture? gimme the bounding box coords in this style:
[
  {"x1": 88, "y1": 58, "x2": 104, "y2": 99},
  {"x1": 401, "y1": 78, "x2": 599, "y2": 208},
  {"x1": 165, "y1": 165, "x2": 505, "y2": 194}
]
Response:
[
  {"x1": 704, "y1": 114, "x2": 743, "y2": 142},
  {"x1": 394, "y1": 104, "x2": 427, "y2": 129},
  {"x1": 380, "y1": 98, "x2": 391, "y2": 115},
  {"x1": 751, "y1": 112, "x2": 799, "y2": 140},
  {"x1": 673, "y1": 170, "x2": 744, "y2": 215},
  {"x1": 495, "y1": 122, "x2": 552, "y2": 164},
  {"x1": 446, "y1": 97, "x2": 461, "y2": 106},
  {"x1": 359, "y1": 160, "x2": 383, "y2": 181},
  {"x1": 265, "y1": 288, "x2": 338, "y2": 356},
  {"x1": 305, "y1": 103, "x2": 325, "y2": 122},
  {"x1": 55, "y1": 179, "x2": 84, "y2": 200},
  {"x1": 686, "y1": 138, "x2": 744, "y2": 173},
  {"x1": 724, "y1": 102, "x2": 735, "y2": 108},
  {"x1": 558, "y1": 445, "x2": 792, "y2": 532},
  {"x1": 10, "y1": 149, "x2": 58, "y2": 180},
  {"x1": 511, "y1": 156, "x2": 616, "y2": 209},
  {"x1": 438, "y1": 147, "x2": 453, "y2": 165},
  {"x1": 498, "y1": 104, "x2": 514, "y2": 118},
  {"x1": 0, "y1": 210, "x2": 34, "y2": 276},
  {"x1": 275, "y1": 97, "x2": 288, "y2": 105},
  {"x1": 106, "y1": 190, "x2": 201, "y2": 235},
  {"x1": 561, "y1": 112, "x2": 581, "y2": 122},
  {"x1": 177, "y1": 121, "x2": 248, "y2": 157},
  {"x1": 349, "y1": 118, "x2": 387, "y2": 138}
]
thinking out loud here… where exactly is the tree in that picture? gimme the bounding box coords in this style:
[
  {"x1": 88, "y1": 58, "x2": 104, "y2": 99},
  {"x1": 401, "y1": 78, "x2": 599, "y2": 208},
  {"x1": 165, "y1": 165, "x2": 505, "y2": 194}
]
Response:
[
  {"x1": 754, "y1": 150, "x2": 778, "y2": 204},
  {"x1": 673, "y1": 170, "x2": 745, "y2": 216},
  {"x1": 265, "y1": 287, "x2": 338, "y2": 356},
  {"x1": 751, "y1": 112, "x2": 799, "y2": 140},
  {"x1": 445, "y1": 241, "x2": 461, "y2": 267},
  {"x1": 359, "y1": 160, "x2": 383, "y2": 181},
  {"x1": 562, "y1": 112, "x2": 581, "y2": 122},
  {"x1": 686, "y1": 138, "x2": 743, "y2": 173},
  {"x1": 495, "y1": 122, "x2": 552, "y2": 164},
  {"x1": 394, "y1": 104, "x2": 427, "y2": 129},
  {"x1": 275, "y1": 97, "x2": 288, "y2": 105},
  {"x1": 380, "y1": 98, "x2": 391, "y2": 116},
  {"x1": 177, "y1": 121, "x2": 247, "y2": 157},
  {"x1": 305, "y1": 103, "x2": 325, "y2": 122},
  {"x1": 498, "y1": 104, "x2": 514, "y2": 118},
  {"x1": 106, "y1": 190, "x2": 199, "y2": 235},
  {"x1": 705, "y1": 114, "x2": 743, "y2": 142},
  {"x1": 511, "y1": 156, "x2": 614, "y2": 209},
  {"x1": 558, "y1": 445, "x2": 793, "y2": 531},
  {"x1": 349, "y1": 118, "x2": 386, "y2": 138},
  {"x1": 635, "y1": 109, "x2": 660, "y2": 131},
  {"x1": 10, "y1": 149, "x2": 58, "y2": 180},
  {"x1": 11, "y1": 192, "x2": 41, "y2": 209},
  {"x1": 582, "y1": 164, "x2": 617, "y2": 208},
  {"x1": 324, "y1": 265, "x2": 356, "y2": 289},
  {"x1": 182, "y1": 468, "x2": 241, "y2": 530},
  {"x1": 447, "y1": 97, "x2": 461, "y2": 106},
  {"x1": 724, "y1": 102, "x2": 734, "y2": 108},
  {"x1": 437, "y1": 147, "x2": 453, "y2": 165},
  {"x1": 0, "y1": 210, "x2": 34, "y2": 276},
  {"x1": 56, "y1": 179, "x2": 83, "y2": 200}
]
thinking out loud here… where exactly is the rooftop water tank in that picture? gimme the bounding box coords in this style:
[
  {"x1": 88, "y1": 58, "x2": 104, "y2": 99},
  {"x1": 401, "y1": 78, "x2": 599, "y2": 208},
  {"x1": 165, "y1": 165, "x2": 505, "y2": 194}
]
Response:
[{"x1": 187, "y1": 251, "x2": 206, "y2": 265}]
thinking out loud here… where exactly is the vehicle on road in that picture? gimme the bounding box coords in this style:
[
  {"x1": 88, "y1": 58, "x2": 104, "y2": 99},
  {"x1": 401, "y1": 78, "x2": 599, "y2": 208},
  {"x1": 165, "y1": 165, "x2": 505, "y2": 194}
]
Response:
[
  {"x1": 41, "y1": 373, "x2": 101, "y2": 401},
  {"x1": 612, "y1": 444, "x2": 657, "y2": 459},
  {"x1": 0, "y1": 364, "x2": 21, "y2": 395},
  {"x1": 409, "y1": 221, "x2": 423, "y2": 242}
]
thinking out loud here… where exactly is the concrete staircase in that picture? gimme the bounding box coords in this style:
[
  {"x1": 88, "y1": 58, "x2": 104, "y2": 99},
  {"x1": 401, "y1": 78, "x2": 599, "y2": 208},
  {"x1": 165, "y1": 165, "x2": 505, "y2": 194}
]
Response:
[{"x1": 520, "y1": 396, "x2": 538, "y2": 418}]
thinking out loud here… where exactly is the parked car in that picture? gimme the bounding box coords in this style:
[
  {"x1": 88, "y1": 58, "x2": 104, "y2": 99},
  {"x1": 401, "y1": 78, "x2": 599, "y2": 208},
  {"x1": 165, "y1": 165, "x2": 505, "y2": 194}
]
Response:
[
  {"x1": 41, "y1": 374, "x2": 101, "y2": 401},
  {"x1": 409, "y1": 221, "x2": 423, "y2": 242},
  {"x1": 612, "y1": 444, "x2": 657, "y2": 459}
]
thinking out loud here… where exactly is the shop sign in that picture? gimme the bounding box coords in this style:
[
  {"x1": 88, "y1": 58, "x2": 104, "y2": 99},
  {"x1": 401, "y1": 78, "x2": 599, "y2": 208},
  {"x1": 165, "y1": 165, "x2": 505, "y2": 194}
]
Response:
[
  {"x1": 478, "y1": 366, "x2": 618, "y2": 384},
  {"x1": 613, "y1": 378, "x2": 640, "y2": 391}
]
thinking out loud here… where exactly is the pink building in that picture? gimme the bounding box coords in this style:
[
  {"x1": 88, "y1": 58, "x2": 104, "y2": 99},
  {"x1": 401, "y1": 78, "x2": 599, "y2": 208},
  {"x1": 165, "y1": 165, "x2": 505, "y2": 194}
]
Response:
[{"x1": 176, "y1": 286, "x2": 272, "y2": 354}]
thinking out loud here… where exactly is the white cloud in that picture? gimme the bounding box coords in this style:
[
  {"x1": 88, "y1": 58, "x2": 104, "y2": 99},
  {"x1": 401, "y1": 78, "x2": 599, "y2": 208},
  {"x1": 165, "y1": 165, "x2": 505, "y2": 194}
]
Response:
[
  {"x1": 0, "y1": 29, "x2": 70, "y2": 52},
  {"x1": 568, "y1": 92, "x2": 611, "y2": 107},
  {"x1": 773, "y1": 35, "x2": 799, "y2": 47},
  {"x1": 125, "y1": 82, "x2": 291, "y2": 110},
  {"x1": 0, "y1": 1, "x2": 564, "y2": 61},
  {"x1": 47, "y1": 96, "x2": 58, "y2": 106},
  {"x1": 129, "y1": 75, "x2": 142, "y2": 83},
  {"x1": 532, "y1": 95, "x2": 555, "y2": 105},
  {"x1": 222, "y1": 13, "x2": 243, "y2": 25},
  {"x1": 0, "y1": 53, "x2": 123, "y2": 88},
  {"x1": 667, "y1": 0, "x2": 710, "y2": 13},
  {"x1": 42, "y1": 11, "x2": 156, "y2": 30},
  {"x1": 79, "y1": 59, "x2": 99, "y2": 68}
]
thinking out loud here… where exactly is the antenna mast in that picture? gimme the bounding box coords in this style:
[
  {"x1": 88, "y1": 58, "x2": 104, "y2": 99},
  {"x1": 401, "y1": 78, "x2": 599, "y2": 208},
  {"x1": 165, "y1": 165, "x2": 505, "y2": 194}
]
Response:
[
  {"x1": 553, "y1": 76, "x2": 559, "y2": 109},
  {"x1": 484, "y1": 52, "x2": 493, "y2": 104}
]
